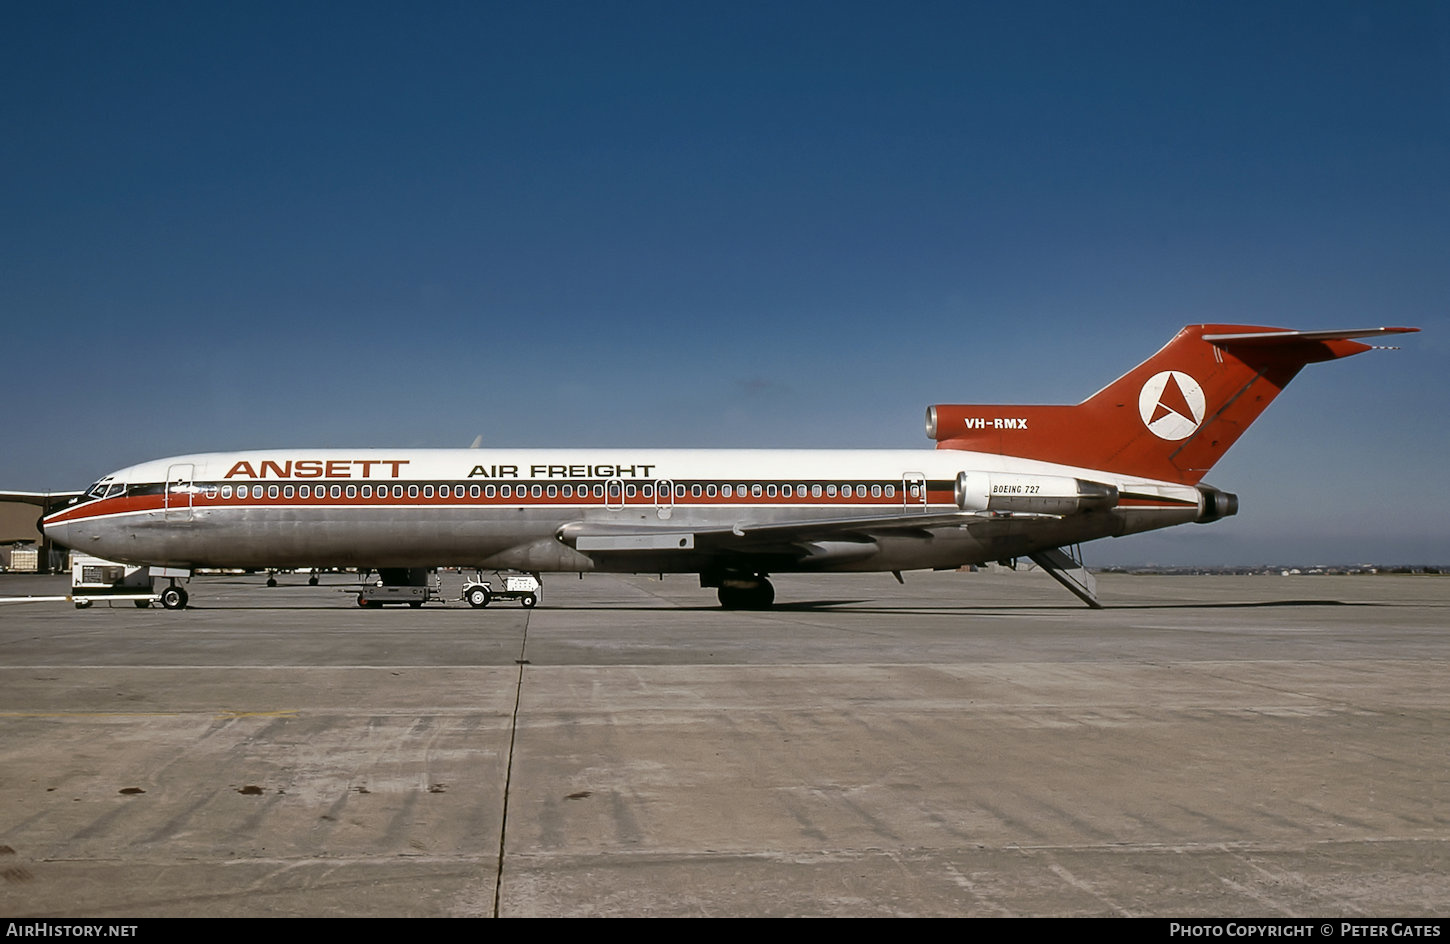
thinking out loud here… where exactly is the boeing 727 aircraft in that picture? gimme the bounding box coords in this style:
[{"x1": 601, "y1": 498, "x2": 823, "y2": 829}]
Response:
[{"x1": 41, "y1": 324, "x2": 1416, "y2": 609}]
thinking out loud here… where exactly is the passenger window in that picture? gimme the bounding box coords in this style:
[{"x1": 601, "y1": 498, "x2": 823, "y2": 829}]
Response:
[
  {"x1": 407, "y1": 485, "x2": 418, "y2": 498},
  {"x1": 562, "y1": 485, "x2": 572, "y2": 498},
  {"x1": 222, "y1": 485, "x2": 233, "y2": 499},
  {"x1": 722, "y1": 485, "x2": 733, "y2": 498},
  {"x1": 707, "y1": 484, "x2": 717, "y2": 498},
  {"x1": 691, "y1": 484, "x2": 702, "y2": 498},
  {"x1": 346, "y1": 485, "x2": 357, "y2": 498},
  {"x1": 471, "y1": 485, "x2": 481, "y2": 498},
  {"x1": 284, "y1": 485, "x2": 295, "y2": 499},
  {"x1": 485, "y1": 485, "x2": 496, "y2": 498},
  {"x1": 812, "y1": 485, "x2": 822, "y2": 498},
  {"x1": 423, "y1": 485, "x2": 434, "y2": 498},
  {"x1": 751, "y1": 484, "x2": 762, "y2": 498},
  {"x1": 360, "y1": 485, "x2": 371, "y2": 498},
  {"x1": 871, "y1": 484, "x2": 881, "y2": 498},
  {"x1": 766, "y1": 484, "x2": 777, "y2": 498},
  {"x1": 547, "y1": 485, "x2": 558, "y2": 498},
  {"x1": 885, "y1": 485, "x2": 895, "y2": 498},
  {"x1": 827, "y1": 485, "x2": 837, "y2": 498},
  {"x1": 331, "y1": 485, "x2": 342, "y2": 499},
  {"x1": 531, "y1": 485, "x2": 542, "y2": 498},
  {"x1": 392, "y1": 485, "x2": 403, "y2": 498}
]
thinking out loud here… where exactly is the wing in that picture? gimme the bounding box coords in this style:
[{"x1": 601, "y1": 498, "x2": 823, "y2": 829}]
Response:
[{"x1": 557, "y1": 508, "x2": 1029, "y2": 565}]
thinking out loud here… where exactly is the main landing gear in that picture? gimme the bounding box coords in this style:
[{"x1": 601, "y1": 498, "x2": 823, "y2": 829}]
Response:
[
  {"x1": 158, "y1": 585, "x2": 189, "y2": 610},
  {"x1": 713, "y1": 573, "x2": 775, "y2": 610}
]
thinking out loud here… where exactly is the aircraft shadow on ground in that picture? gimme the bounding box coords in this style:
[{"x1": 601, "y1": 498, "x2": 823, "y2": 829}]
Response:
[{"x1": 173, "y1": 597, "x2": 1392, "y2": 613}]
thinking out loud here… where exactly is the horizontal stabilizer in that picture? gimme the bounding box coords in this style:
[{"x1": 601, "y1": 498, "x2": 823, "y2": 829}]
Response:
[{"x1": 1203, "y1": 326, "x2": 1417, "y2": 346}]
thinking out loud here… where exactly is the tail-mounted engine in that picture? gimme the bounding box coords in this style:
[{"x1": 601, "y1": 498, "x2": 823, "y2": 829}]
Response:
[
  {"x1": 955, "y1": 472, "x2": 1118, "y2": 516},
  {"x1": 1195, "y1": 485, "x2": 1238, "y2": 523}
]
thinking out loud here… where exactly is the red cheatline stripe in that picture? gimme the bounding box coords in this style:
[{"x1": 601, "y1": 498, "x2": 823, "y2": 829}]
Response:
[{"x1": 46, "y1": 489, "x2": 957, "y2": 522}]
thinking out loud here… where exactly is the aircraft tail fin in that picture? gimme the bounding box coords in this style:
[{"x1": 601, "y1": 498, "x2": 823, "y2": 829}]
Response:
[{"x1": 927, "y1": 324, "x2": 1417, "y2": 484}]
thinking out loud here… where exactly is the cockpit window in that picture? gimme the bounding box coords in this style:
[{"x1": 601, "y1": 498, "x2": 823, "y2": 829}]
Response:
[{"x1": 83, "y1": 479, "x2": 126, "y2": 501}]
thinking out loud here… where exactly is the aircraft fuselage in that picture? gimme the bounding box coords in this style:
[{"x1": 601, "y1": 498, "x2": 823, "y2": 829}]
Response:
[{"x1": 42, "y1": 447, "x2": 1210, "y2": 576}]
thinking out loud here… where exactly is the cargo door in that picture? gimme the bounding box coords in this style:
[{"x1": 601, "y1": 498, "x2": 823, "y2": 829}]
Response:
[
  {"x1": 165, "y1": 463, "x2": 195, "y2": 520},
  {"x1": 902, "y1": 471, "x2": 927, "y2": 514}
]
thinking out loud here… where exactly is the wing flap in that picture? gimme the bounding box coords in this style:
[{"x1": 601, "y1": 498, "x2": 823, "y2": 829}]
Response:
[{"x1": 574, "y1": 531, "x2": 696, "y2": 551}]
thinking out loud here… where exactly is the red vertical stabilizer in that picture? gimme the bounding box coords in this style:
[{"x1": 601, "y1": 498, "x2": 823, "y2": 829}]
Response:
[{"x1": 927, "y1": 324, "x2": 1417, "y2": 485}]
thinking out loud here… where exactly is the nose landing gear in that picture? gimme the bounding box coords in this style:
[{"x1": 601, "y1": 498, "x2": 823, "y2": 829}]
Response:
[{"x1": 158, "y1": 585, "x2": 189, "y2": 610}]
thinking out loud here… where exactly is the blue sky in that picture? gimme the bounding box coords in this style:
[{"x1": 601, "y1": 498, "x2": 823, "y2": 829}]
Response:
[{"x1": 3, "y1": 1, "x2": 1446, "y2": 565}]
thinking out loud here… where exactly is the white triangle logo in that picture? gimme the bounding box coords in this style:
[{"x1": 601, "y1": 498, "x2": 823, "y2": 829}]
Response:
[{"x1": 1138, "y1": 371, "x2": 1206, "y2": 441}]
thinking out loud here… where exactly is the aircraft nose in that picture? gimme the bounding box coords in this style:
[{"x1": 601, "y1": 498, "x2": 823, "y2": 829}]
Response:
[{"x1": 40, "y1": 512, "x2": 72, "y2": 550}]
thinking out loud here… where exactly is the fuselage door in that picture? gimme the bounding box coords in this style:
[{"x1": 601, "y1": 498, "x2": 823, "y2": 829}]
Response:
[
  {"x1": 165, "y1": 463, "x2": 195, "y2": 520},
  {"x1": 902, "y1": 471, "x2": 927, "y2": 513},
  {"x1": 604, "y1": 477, "x2": 624, "y2": 511}
]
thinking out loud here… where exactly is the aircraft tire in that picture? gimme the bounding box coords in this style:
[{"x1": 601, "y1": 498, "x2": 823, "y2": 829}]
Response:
[
  {"x1": 266, "y1": 576, "x2": 277, "y2": 588},
  {"x1": 308, "y1": 575, "x2": 319, "y2": 586},
  {"x1": 159, "y1": 586, "x2": 187, "y2": 610},
  {"x1": 466, "y1": 587, "x2": 490, "y2": 608},
  {"x1": 718, "y1": 578, "x2": 774, "y2": 610},
  {"x1": 134, "y1": 599, "x2": 150, "y2": 609}
]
